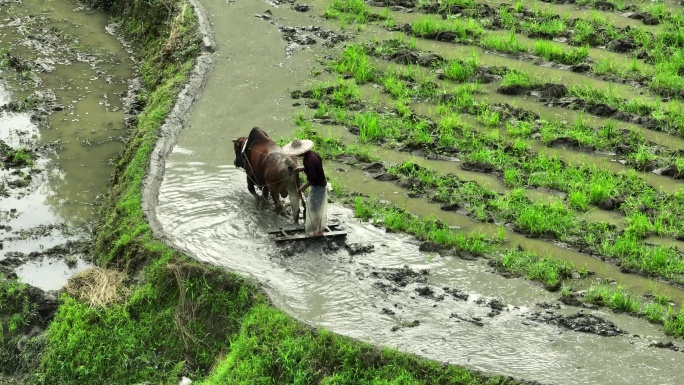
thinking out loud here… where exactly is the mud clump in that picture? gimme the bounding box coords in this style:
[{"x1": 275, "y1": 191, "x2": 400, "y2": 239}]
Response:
[
  {"x1": 418, "y1": 241, "x2": 443, "y2": 252},
  {"x1": 414, "y1": 286, "x2": 434, "y2": 297},
  {"x1": 548, "y1": 137, "x2": 595, "y2": 152},
  {"x1": 450, "y1": 313, "x2": 484, "y2": 326},
  {"x1": 487, "y1": 299, "x2": 506, "y2": 317},
  {"x1": 529, "y1": 311, "x2": 625, "y2": 336},
  {"x1": 345, "y1": 243, "x2": 374, "y2": 255},
  {"x1": 391, "y1": 319, "x2": 420, "y2": 332},
  {"x1": 443, "y1": 286, "x2": 469, "y2": 301},
  {"x1": 538, "y1": 83, "x2": 568, "y2": 98},
  {"x1": 292, "y1": 4, "x2": 310, "y2": 12},
  {"x1": 369, "y1": 265, "x2": 428, "y2": 287},
  {"x1": 649, "y1": 341, "x2": 683, "y2": 353},
  {"x1": 497, "y1": 84, "x2": 530, "y2": 96}
]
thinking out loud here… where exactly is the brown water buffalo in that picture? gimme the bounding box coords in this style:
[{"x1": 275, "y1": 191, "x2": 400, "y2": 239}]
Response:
[{"x1": 233, "y1": 127, "x2": 302, "y2": 224}]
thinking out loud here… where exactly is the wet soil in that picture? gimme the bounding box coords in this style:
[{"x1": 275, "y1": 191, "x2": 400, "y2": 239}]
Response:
[
  {"x1": 527, "y1": 310, "x2": 625, "y2": 336},
  {"x1": 0, "y1": 1, "x2": 137, "y2": 290}
]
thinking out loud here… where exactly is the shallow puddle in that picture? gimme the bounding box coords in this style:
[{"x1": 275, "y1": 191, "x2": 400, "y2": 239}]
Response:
[
  {"x1": 0, "y1": 0, "x2": 133, "y2": 290},
  {"x1": 155, "y1": 1, "x2": 684, "y2": 383},
  {"x1": 15, "y1": 257, "x2": 92, "y2": 292}
]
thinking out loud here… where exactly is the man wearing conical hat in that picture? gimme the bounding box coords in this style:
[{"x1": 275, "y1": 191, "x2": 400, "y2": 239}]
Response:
[{"x1": 282, "y1": 138, "x2": 328, "y2": 237}]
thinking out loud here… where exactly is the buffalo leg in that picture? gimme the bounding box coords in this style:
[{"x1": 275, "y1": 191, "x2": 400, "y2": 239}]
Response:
[
  {"x1": 246, "y1": 176, "x2": 259, "y2": 200},
  {"x1": 271, "y1": 189, "x2": 284, "y2": 214}
]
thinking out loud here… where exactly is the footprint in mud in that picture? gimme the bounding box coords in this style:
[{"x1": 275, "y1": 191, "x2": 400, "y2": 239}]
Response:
[{"x1": 527, "y1": 311, "x2": 625, "y2": 337}]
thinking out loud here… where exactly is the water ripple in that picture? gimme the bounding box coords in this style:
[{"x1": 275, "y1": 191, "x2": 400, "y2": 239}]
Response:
[{"x1": 157, "y1": 159, "x2": 684, "y2": 385}]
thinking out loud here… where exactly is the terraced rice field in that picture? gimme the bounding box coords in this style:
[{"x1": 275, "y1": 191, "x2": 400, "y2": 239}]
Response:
[{"x1": 287, "y1": 0, "x2": 684, "y2": 336}]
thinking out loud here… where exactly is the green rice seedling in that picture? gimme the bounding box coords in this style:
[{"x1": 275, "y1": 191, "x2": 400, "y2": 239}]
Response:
[
  {"x1": 324, "y1": 0, "x2": 380, "y2": 24},
  {"x1": 416, "y1": 79, "x2": 439, "y2": 98},
  {"x1": 586, "y1": 171, "x2": 617, "y2": 204},
  {"x1": 514, "y1": 199, "x2": 577, "y2": 238},
  {"x1": 503, "y1": 168, "x2": 522, "y2": 187},
  {"x1": 354, "y1": 198, "x2": 497, "y2": 255},
  {"x1": 481, "y1": 30, "x2": 527, "y2": 54},
  {"x1": 664, "y1": 306, "x2": 684, "y2": 336},
  {"x1": 568, "y1": 190, "x2": 589, "y2": 211},
  {"x1": 585, "y1": 284, "x2": 639, "y2": 313},
  {"x1": 328, "y1": 177, "x2": 347, "y2": 196},
  {"x1": 497, "y1": 225, "x2": 506, "y2": 242},
  {"x1": 382, "y1": 71, "x2": 411, "y2": 99},
  {"x1": 411, "y1": 17, "x2": 484, "y2": 40},
  {"x1": 354, "y1": 112, "x2": 399, "y2": 142},
  {"x1": 653, "y1": 292, "x2": 674, "y2": 306},
  {"x1": 644, "y1": 302, "x2": 665, "y2": 324},
  {"x1": 331, "y1": 80, "x2": 362, "y2": 107},
  {"x1": 675, "y1": 157, "x2": 684, "y2": 174},
  {"x1": 506, "y1": 120, "x2": 534, "y2": 137},
  {"x1": 441, "y1": 60, "x2": 475, "y2": 82},
  {"x1": 498, "y1": 8, "x2": 517, "y2": 30},
  {"x1": 533, "y1": 41, "x2": 589, "y2": 65},
  {"x1": 395, "y1": 99, "x2": 413, "y2": 118},
  {"x1": 570, "y1": 19, "x2": 598, "y2": 46},
  {"x1": 629, "y1": 145, "x2": 657, "y2": 170},
  {"x1": 523, "y1": 18, "x2": 568, "y2": 37},
  {"x1": 626, "y1": 211, "x2": 653, "y2": 238},
  {"x1": 354, "y1": 196, "x2": 376, "y2": 220},
  {"x1": 514, "y1": 0, "x2": 523, "y2": 12},
  {"x1": 332, "y1": 45, "x2": 377, "y2": 83},
  {"x1": 497, "y1": 249, "x2": 575, "y2": 290},
  {"x1": 500, "y1": 70, "x2": 539, "y2": 87},
  {"x1": 409, "y1": 119, "x2": 435, "y2": 145},
  {"x1": 314, "y1": 101, "x2": 331, "y2": 119},
  {"x1": 477, "y1": 105, "x2": 500, "y2": 128},
  {"x1": 438, "y1": 85, "x2": 478, "y2": 113}
]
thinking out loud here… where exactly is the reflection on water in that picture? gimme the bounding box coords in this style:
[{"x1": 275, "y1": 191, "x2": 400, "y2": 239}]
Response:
[{"x1": 15, "y1": 257, "x2": 92, "y2": 291}]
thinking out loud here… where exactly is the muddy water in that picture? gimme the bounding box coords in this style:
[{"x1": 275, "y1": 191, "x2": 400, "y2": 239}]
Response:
[
  {"x1": 331, "y1": 164, "x2": 684, "y2": 300},
  {"x1": 0, "y1": 0, "x2": 134, "y2": 289},
  {"x1": 155, "y1": 1, "x2": 684, "y2": 383}
]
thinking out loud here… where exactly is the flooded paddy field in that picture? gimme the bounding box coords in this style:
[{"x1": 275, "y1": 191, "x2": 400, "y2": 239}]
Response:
[
  {"x1": 0, "y1": 0, "x2": 135, "y2": 289},
  {"x1": 4, "y1": 0, "x2": 684, "y2": 383},
  {"x1": 151, "y1": 0, "x2": 684, "y2": 383}
]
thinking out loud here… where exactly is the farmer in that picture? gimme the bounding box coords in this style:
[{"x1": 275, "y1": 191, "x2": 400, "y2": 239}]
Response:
[{"x1": 282, "y1": 138, "x2": 328, "y2": 237}]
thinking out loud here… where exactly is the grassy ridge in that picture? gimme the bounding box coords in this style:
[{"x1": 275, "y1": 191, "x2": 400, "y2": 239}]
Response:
[{"x1": 200, "y1": 304, "x2": 519, "y2": 385}]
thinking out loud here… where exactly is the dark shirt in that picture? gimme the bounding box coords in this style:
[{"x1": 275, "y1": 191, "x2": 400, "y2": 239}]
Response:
[{"x1": 302, "y1": 150, "x2": 327, "y2": 187}]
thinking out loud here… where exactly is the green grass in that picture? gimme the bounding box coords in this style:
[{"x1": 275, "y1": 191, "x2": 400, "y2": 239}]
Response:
[
  {"x1": 411, "y1": 17, "x2": 485, "y2": 40},
  {"x1": 0, "y1": 276, "x2": 41, "y2": 375},
  {"x1": 0, "y1": 146, "x2": 34, "y2": 168},
  {"x1": 296, "y1": 93, "x2": 684, "y2": 284},
  {"x1": 323, "y1": 0, "x2": 386, "y2": 25},
  {"x1": 533, "y1": 41, "x2": 589, "y2": 65},
  {"x1": 355, "y1": 198, "x2": 497, "y2": 255},
  {"x1": 495, "y1": 250, "x2": 579, "y2": 290},
  {"x1": 199, "y1": 303, "x2": 523, "y2": 385},
  {"x1": 584, "y1": 284, "x2": 641, "y2": 313}
]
